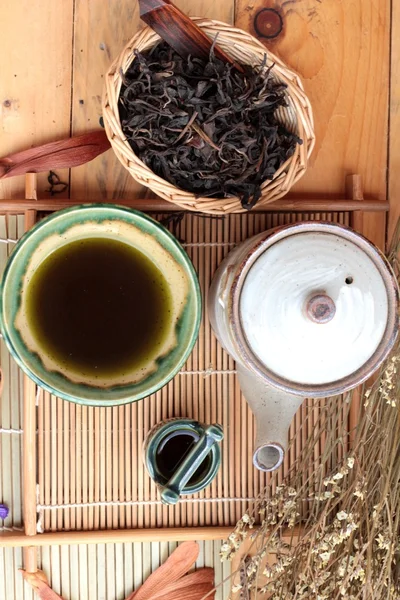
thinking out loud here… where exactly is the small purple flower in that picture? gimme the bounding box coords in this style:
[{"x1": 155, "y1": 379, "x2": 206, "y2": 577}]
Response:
[{"x1": 0, "y1": 504, "x2": 9, "y2": 519}]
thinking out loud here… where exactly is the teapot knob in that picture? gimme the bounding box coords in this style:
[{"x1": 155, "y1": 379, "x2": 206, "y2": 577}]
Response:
[{"x1": 306, "y1": 294, "x2": 336, "y2": 324}]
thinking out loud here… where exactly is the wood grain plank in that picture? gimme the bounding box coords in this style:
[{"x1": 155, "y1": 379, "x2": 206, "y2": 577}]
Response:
[
  {"x1": 0, "y1": 1, "x2": 73, "y2": 200},
  {"x1": 389, "y1": 0, "x2": 400, "y2": 243},
  {"x1": 70, "y1": 0, "x2": 234, "y2": 200},
  {"x1": 235, "y1": 0, "x2": 390, "y2": 201}
]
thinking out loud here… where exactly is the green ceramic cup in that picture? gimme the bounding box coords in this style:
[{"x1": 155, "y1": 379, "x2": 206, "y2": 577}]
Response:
[
  {"x1": 0, "y1": 205, "x2": 201, "y2": 406},
  {"x1": 144, "y1": 418, "x2": 223, "y2": 505}
]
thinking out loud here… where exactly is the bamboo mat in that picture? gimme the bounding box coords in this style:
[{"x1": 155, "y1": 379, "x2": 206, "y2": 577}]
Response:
[
  {"x1": 0, "y1": 212, "x2": 351, "y2": 531},
  {"x1": 0, "y1": 214, "x2": 232, "y2": 599},
  {"x1": 31, "y1": 210, "x2": 350, "y2": 532},
  {"x1": 0, "y1": 211, "x2": 351, "y2": 598}
]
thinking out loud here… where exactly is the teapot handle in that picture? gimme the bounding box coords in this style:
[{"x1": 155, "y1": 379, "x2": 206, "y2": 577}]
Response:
[{"x1": 236, "y1": 364, "x2": 304, "y2": 472}]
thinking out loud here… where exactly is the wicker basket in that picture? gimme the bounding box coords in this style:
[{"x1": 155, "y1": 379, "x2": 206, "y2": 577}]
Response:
[{"x1": 103, "y1": 19, "x2": 315, "y2": 214}]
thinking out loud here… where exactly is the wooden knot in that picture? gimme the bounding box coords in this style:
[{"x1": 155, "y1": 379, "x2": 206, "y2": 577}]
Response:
[{"x1": 254, "y1": 8, "x2": 283, "y2": 39}]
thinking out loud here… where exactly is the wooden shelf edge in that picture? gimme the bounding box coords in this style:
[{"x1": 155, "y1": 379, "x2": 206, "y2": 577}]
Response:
[
  {"x1": 0, "y1": 198, "x2": 389, "y2": 213},
  {"x1": 0, "y1": 526, "x2": 233, "y2": 547},
  {"x1": 0, "y1": 524, "x2": 304, "y2": 548}
]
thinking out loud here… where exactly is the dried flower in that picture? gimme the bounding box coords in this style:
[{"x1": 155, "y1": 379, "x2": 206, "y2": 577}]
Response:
[
  {"x1": 376, "y1": 533, "x2": 391, "y2": 551},
  {"x1": 336, "y1": 511, "x2": 348, "y2": 521}
]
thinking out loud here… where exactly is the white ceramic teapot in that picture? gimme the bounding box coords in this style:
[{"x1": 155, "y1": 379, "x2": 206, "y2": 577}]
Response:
[{"x1": 208, "y1": 222, "x2": 399, "y2": 472}]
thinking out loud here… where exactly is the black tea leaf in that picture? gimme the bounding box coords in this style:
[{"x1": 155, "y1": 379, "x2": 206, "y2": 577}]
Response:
[{"x1": 119, "y1": 41, "x2": 302, "y2": 209}]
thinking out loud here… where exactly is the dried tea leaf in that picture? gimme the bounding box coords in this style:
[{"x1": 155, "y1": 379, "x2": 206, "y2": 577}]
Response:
[{"x1": 119, "y1": 41, "x2": 302, "y2": 208}]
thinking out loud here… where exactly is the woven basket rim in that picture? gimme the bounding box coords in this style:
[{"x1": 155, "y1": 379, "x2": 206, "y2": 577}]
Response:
[{"x1": 103, "y1": 18, "x2": 315, "y2": 215}]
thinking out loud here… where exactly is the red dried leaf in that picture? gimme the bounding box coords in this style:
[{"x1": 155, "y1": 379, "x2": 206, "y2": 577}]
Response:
[
  {"x1": 20, "y1": 570, "x2": 64, "y2": 600},
  {"x1": 150, "y1": 568, "x2": 215, "y2": 599},
  {"x1": 127, "y1": 541, "x2": 200, "y2": 600},
  {"x1": 0, "y1": 131, "x2": 110, "y2": 179},
  {"x1": 156, "y1": 583, "x2": 215, "y2": 600}
]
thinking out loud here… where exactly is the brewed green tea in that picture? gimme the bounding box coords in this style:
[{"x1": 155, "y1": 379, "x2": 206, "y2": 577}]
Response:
[{"x1": 25, "y1": 238, "x2": 173, "y2": 379}]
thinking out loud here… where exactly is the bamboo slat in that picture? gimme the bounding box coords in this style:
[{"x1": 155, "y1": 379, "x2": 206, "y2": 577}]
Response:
[
  {"x1": 23, "y1": 179, "x2": 39, "y2": 574},
  {"x1": 0, "y1": 217, "x2": 22, "y2": 538},
  {"x1": 22, "y1": 374, "x2": 37, "y2": 572}
]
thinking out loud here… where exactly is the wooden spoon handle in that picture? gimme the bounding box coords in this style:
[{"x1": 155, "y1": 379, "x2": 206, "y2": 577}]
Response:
[{"x1": 139, "y1": 0, "x2": 244, "y2": 72}]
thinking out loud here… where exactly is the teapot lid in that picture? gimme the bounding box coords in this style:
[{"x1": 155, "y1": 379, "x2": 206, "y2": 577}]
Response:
[{"x1": 235, "y1": 222, "x2": 398, "y2": 397}]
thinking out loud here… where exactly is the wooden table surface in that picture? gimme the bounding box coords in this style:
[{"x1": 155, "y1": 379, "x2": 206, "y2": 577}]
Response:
[
  {"x1": 0, "y1": 3, "x2": 398, "y2": 598},
  {"x1": 0, "y1": 0, "x2": 398, "y2": 247}
]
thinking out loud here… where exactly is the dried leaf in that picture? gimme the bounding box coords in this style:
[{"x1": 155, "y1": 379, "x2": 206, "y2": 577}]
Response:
[
  {"x1": 127, "y1": 541, "x2": 200, "y2": 600},
  {"x1": 152, "y1": 583, "x2": 215, "y2": 600},
  {"x1": 20, "y1": 570, "x2": 64, "y2": 600},
  {"x1": 150, "y1": 568, "x2": 215, "y2": 599},
  {"x1": 0, "y1": 131, "x2": 110, "y2": 179}
]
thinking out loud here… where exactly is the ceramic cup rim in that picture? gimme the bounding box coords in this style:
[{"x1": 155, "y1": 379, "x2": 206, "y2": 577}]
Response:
[{"x1": 0, "y1": 204, "x2": 201, "y2": 406}]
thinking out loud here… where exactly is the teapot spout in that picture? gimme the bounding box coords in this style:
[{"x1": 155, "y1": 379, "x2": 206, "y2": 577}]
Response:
[{"x1": 237, "y1": 364, "x2": 304, "y2": 472}]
